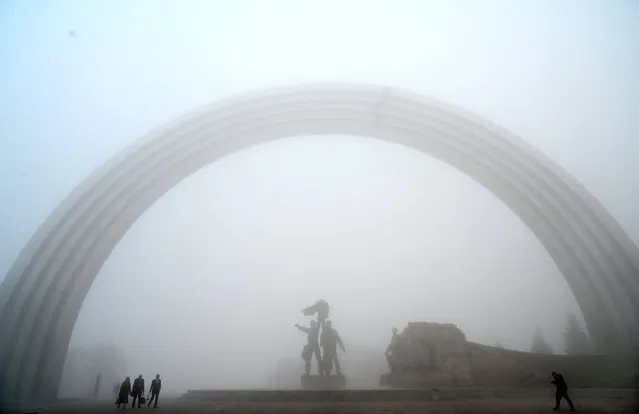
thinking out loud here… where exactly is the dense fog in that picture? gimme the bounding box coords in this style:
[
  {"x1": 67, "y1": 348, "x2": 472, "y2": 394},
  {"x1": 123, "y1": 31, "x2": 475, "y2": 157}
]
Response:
[{"x1": 1, "y1": 0, "x2": 638, "y2": 396}]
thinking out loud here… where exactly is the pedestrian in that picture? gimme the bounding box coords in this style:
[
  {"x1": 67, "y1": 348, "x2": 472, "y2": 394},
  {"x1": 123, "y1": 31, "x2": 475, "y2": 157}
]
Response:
[{"x1": 551, "y1": 371, "x2": 576, "y2": 411}]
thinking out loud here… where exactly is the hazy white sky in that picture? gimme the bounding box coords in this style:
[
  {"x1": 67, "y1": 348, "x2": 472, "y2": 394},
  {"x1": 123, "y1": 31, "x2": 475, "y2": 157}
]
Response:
[{"x1": 1, "y1": 0, "x2": 638, "y2": 390}]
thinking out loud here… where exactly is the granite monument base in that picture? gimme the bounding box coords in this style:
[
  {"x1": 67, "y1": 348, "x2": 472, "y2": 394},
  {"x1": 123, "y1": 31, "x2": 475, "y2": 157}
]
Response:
[{"x1": 300, "y1": 374, "x2": 346, "y2": 390}]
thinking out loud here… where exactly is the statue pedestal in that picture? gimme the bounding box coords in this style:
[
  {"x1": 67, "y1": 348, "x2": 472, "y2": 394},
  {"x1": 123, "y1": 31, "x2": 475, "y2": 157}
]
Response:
[{"x1": 300, "y1": 374, "x2": 346, "y2": 390}]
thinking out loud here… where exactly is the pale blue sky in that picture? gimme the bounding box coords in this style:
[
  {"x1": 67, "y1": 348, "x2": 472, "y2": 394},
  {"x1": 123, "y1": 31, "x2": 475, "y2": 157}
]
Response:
[{"x1": 1, "y1": 0, "x2": 638, "y2": 390}]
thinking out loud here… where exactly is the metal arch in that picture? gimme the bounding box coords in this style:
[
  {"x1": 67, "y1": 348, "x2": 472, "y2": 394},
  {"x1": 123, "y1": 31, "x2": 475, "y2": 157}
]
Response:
[{"x1": 0, "y1": 84, "x2": 637, "y2": 401}]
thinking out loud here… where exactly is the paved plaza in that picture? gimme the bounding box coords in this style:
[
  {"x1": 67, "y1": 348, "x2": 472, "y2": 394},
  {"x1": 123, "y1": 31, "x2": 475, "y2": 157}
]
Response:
[{"x1": 2, "y1": 389, "x2": 636, "y2": 414}]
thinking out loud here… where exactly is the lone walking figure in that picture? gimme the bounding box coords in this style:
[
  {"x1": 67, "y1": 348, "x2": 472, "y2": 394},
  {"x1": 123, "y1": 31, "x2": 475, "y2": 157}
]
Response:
[{"x1": 551, "y1": 371, "x2": 575, "y2": 411}]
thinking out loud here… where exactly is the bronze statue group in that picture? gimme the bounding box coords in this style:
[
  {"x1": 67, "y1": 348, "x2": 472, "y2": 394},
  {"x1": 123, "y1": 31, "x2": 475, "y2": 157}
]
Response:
[{"x1": 295, "y1": 299, "x2": 346, "y2": 376}]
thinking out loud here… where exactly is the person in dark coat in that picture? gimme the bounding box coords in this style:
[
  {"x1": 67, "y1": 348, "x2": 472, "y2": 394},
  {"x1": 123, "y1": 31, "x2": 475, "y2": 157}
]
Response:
[
  {"x1": 147, "y1": 374, "x2": 162, "y2": 408},
  {"x1": 131, "y1": 374, "x2": 145, "y2": 408},
  {"x1": 551, "y1": 372, "x2": 576, "y2": 411},
  {"x1": 116, "y1": 377, "x2": 131, "y2": 409}
]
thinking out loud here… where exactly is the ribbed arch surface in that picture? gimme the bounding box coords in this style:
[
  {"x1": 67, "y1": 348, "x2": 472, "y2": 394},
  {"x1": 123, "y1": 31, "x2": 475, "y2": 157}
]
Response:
[{"x1": 0, "y1": 84, "x2": 638, "y2": 401}]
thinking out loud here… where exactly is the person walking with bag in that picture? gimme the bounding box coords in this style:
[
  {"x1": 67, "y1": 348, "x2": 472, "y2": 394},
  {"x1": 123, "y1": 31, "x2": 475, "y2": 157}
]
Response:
[{"x1": 131, "y1": 375, "x2": 145, "y2": 408}]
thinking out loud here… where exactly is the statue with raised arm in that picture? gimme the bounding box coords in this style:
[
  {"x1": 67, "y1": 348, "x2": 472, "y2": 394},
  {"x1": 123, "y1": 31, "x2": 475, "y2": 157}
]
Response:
[
  {"x1": 320, "y1": 320, "x2": 346, "y2": 376},
  {"x1": 301, "y1": 299, "x2": 330, "y2": 330},
  {"x1": 294, "y1": 320, "x2": 323, "y2": 375}
]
